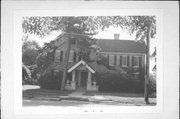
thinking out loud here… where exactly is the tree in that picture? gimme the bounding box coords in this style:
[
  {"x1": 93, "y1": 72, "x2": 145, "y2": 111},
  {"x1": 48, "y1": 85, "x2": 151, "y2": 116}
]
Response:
[
  {"x1": 22, "y1": 16, "x2": 98, "y2": 90},
  {"x1": 22, "y1": 36, "x2": 41, "y2": 66},
  {"x1": 58, "y1": 17, "x2": 97, "y2": 90},
  {"x1": 108, "y1": 16, "x2": 156, "y2": 104},
  {"x1": 119, "y1": 16, "x2": 155, "y2": 104}
]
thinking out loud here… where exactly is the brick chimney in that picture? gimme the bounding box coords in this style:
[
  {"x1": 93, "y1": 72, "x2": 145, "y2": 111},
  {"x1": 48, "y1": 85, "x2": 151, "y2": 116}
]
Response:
[{"x1": 114, "y1": 34, "x2": 120, "y2": 40}]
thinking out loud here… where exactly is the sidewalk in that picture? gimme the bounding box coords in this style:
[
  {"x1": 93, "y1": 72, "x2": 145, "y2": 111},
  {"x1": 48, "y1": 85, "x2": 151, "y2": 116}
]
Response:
[{"x1": 58, "y1": 91, "x2": 156, "y2": 106}]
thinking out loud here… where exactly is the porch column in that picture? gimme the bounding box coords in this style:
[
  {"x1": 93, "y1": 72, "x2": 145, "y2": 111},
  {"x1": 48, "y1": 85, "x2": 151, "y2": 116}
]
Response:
[
  {"x1": 87, "y1": 71, "x2": 91, "y2": 82},
  {"x1": 78, "y1": 71, "x2": 81, "y2": 86},
  {"x1": 72, "y1": 70, "x2": 75, "y2": 82},
  {"x1": 71, "y1": 70, "x2": 76, "y2": 90}
]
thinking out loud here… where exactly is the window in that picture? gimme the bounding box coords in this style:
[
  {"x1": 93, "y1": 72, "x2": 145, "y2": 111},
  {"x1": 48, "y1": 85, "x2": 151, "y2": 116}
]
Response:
[
  {"x1": 54, "y1": 50, "x2": 60, "y2": 62},
  {"x1": 133, "y1": 56, "x2": 139, "y2": 67},
  {"x1": 122, "y1": 56, "x2": 127, "y2": 67},
  {"x1": 68, "y1": 50, "x2": 74, "y2": 62},
  {"x1": 109, "y1": 54, "x2": 114, "y2": 66},
  {"x1": 71, "y1": 38, "x2": 76, "y2": 44}
]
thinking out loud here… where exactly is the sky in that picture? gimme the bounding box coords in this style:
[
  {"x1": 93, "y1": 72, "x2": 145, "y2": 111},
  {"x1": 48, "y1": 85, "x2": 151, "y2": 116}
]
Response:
[{"x1": 28, "y1": 26, "x2": 136, "y2": 47}]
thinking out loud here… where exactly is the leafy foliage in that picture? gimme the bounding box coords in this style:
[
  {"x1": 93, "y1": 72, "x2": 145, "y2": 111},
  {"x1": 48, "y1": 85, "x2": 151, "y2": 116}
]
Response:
[
  {"x1": 22, "y1": 16, "x2": 156, "y2": 42},
  {"x1": 97, "y1": 73, "x2": 144, "y2": 93},
  {"x1": 22, "y1": 36, "x2": 41, "y2": 66},
  {"x1": 39, "y1": 70, "x2": 63, "y2": 89},
  {"x1": 36, "y1": 41, "x2": 56, "y2": 74}
]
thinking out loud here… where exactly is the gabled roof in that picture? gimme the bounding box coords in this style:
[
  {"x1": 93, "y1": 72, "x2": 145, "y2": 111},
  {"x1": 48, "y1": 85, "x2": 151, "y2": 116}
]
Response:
[
  {"x1": 68, "y1": 60, "x2": 95, "y2": 73},
  {"x1": 97, "y1": 39, "x2": 146, "y2": 54}
]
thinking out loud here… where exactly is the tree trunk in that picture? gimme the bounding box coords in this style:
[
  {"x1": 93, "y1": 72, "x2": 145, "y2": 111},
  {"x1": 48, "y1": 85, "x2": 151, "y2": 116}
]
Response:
[
  {"x1": 144, "y1": 25, "x2": 151, "y2": 104},
  {"x1": 61, "y1": 36, "x2": 71, "y2": 90}
]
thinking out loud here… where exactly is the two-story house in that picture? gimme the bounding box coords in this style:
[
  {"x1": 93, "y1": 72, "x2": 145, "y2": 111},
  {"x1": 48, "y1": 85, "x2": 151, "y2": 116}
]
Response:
[{"x1": 47, "y1": 34, "x2": 146, "y2": 91}]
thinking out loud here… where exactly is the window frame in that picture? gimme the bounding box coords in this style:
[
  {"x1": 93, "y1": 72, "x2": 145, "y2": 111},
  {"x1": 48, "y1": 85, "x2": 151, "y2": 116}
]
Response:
[
  {"x1": 122, "y1": 55, "x2": 127, "y2": 67},
  {"x1": 68, "y1": 50, "x2": 74, "y2": 62},
  {"x1": 54, "y1": 50, "x2": 61, "y2": 62},
  {"x1": 133, "y1": 56, "x2": 139, "y2": 68},
  {"x1": 109, "y1": 54, "x2": 114, "y2": 66}
]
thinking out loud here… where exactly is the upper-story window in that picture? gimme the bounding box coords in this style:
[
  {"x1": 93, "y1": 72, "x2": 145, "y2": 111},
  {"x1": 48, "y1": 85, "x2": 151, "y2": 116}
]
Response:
[
  {"x1": 122, "y1": 55, "x2": 127, "y2": 67},
  {"x1": 54, "y1": 50, "x2": 60, "y2": 62},
  {"x1": 70, "y1": 38, "x2": 76, "y2": 45},
  {"x1": 68, "y1": 50, "x2": 74, "y2": 62}
]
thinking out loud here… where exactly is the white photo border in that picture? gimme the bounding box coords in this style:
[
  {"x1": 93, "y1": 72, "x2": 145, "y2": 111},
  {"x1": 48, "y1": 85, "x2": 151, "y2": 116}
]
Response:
[{"x1": 13, "y1": 9, "x2": 163, "y2": 114}]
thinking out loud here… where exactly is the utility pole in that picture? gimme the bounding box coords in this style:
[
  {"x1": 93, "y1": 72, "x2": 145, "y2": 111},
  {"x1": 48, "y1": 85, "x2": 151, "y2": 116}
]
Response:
[{"x1": 144, "y1": 24, "x2": 151, "y2": 104}]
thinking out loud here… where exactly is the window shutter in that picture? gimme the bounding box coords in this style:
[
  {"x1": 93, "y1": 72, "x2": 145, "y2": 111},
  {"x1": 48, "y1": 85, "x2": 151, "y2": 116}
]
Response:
[
  {"x1": 60, "y1": 51, "x2": 63, "y2": 62},
  {"x1": 107, "y1": 55, "x2": 109, "y2": 65},
  {"x1": 114, "y1": 55, "x2": 116, "y2": 66},
  {"x1": 120, "y1": 56, "x2": 122, "y2": 67},
  {"x1": 139, "y1": 57, "x2": 142, "y2": 67},
  {"x1": 127, "y1": 56, "x2": 129, "y2": 66},
  {"x1": 73, "y1": 52, "x2": 76, "y2": 62},
  {"x1": 79, "y1": 56, "x2": 81, "y2": 61},
  {"x1": 132, "y1": 56, "x2": 134, "y2": 66}
]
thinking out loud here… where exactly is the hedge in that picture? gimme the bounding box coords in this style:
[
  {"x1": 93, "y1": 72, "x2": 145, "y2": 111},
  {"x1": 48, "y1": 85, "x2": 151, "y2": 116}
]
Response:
[
  {"x1": 97, "y1": 73, "x2": 145, "y2": 93},
  {"x1": 149, "y1": 74, "x2": 156, "y2": 94},
  {"x1": 38, "y1": 70, "x2": 63, "y2": 89}
]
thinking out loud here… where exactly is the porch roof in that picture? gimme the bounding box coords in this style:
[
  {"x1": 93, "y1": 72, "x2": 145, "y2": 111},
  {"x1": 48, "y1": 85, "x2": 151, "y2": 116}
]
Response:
[{"x1": 67, "y1": 60, "x2": 95, "y2": 73}]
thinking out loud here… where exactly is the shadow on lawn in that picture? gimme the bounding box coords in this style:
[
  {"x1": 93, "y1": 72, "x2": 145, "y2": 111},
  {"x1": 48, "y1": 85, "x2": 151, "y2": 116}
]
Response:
[{"x1": 23, "y1": 88, "x2": 73, "y2": 99}]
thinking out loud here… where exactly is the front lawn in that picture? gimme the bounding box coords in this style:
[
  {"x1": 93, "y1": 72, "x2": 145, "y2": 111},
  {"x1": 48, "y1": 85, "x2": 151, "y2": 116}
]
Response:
[
  {"x1": 23, "y1": 85, "x2": 156, "y2": 106},
  {"x1": 23, "y1": 85, "x2": 73, "y2": 100}
]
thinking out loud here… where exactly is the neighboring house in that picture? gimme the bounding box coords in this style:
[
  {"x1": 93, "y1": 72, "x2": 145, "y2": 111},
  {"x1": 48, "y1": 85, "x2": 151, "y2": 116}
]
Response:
[{"x1": 46, "y1": 34, "x2": 146, "y2": 91}]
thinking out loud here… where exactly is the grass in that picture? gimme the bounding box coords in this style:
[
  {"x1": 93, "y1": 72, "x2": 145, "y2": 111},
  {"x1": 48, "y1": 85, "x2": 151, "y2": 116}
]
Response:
[{"x1": 23, "y1": 85, "x2": 73, "y2": 99}]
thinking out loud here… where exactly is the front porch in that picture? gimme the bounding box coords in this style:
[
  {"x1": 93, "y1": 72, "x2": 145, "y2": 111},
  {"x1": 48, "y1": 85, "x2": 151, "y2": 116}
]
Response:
[{"x1": 64, "y1": 60, "x2": 99, "y2": 91}]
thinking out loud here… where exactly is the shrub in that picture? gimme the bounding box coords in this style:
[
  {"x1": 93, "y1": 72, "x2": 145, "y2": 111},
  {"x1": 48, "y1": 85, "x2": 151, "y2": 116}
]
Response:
[
  {"x1": 38, "y1": 70, "x2": 63, "y2": 89},
  {"x1": 149, "y1": 74, "x2": 156, "y2": 94},
  {"x1": 97, "y1": 72, "x2": 145, "y2": 93}
]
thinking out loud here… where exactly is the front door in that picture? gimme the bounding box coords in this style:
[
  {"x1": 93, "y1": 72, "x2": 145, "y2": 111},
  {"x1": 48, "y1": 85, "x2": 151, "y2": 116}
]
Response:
[{"x1": 81, "y1": 72, "x2": 87, "y2": 87}]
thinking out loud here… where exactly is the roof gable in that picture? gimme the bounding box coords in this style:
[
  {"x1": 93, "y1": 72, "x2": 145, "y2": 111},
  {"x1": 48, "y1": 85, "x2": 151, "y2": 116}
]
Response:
[
  {"x1": 97, "y1": 39, "x2": 146, "y2": 54},
  {"x1": 68, "y1": 60, "x2": 95, "y2": 73}
]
